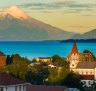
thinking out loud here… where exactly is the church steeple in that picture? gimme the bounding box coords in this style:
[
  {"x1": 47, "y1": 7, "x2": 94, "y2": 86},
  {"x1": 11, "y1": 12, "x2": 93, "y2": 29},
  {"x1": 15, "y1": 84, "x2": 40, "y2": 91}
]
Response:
[
  {"x1": 67, "y1": 41, "x2": 79, "y2": 69},
  {"x1": 71, "y1": 41, "x2": 78, "y2": 54}
]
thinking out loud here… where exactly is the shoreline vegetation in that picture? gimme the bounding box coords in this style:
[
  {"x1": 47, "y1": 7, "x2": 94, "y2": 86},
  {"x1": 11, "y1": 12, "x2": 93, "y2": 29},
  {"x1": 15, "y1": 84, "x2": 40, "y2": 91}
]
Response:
[
  {"x1": 43, "y1": 39, "x2": 96, "y2": 43},
  {"x1": 60, "y1": 39, "x2": 96, "y2": 43},
  {"x1": 0, "y1": 39, "x2": 96, "y2": 43}
]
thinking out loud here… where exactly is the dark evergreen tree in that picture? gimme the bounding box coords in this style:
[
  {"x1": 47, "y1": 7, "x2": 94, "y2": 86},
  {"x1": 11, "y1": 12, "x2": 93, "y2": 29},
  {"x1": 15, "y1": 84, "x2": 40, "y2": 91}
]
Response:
[{"x1": 6, "y1": 55, "x2": 13, "y2": 65}]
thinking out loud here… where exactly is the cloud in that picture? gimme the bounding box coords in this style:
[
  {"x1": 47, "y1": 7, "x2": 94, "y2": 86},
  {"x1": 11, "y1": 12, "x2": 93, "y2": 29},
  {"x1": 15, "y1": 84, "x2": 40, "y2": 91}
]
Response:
[
  {"x1": 19, "y1": 0, "x2": 96, "y2": 14},
  {"x1": 19, "y1": 0, "x2": 75, "y2": 11},
  {"x1": 67, "y1": 25, "x2": 96, "y2": 28}
]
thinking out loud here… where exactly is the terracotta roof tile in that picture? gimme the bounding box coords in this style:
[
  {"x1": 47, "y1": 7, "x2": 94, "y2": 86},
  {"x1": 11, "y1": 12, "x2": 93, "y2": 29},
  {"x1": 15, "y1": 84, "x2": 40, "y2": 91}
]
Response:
[{"x1": 0, "y1": 73, "x2": 26, "y2": 86}]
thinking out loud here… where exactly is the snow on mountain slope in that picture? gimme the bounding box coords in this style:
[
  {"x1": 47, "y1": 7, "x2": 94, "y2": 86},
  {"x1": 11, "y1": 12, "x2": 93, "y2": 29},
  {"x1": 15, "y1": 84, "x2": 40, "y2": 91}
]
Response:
[
  {"x1": 0, "y1": 6, "x2": 74, "y2": 41},
  {"x1": 4, "y1": 6, "x2": 30, "y2": 20}
]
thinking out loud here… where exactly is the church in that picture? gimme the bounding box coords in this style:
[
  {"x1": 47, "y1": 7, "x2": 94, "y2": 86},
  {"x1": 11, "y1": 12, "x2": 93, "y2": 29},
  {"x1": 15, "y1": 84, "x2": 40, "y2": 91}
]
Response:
[{"x1": 67, "y1": 41, "x2": 96, "y2": 87}]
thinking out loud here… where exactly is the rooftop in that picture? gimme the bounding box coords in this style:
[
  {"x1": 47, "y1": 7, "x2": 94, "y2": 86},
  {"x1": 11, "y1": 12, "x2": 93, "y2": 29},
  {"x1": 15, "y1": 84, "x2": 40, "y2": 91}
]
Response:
[
  {"x1": 0, "y1": 73, "x2": 27, "y2": 86},
  {"x1": 26, "y1": 84, "x2": 67, "y2": 91},
  {"x1": 80, "y1": 75, "x2": 94, "y2": 80},
  {"x1": 77, "y1": 62, "x2": 96, "y2": 69},
  {"x1": 37, "y1": 57, "x2": 51, "y2": 59},
  {"x1": 71, "y1": 41, "x2": 78, "y2": 54}
]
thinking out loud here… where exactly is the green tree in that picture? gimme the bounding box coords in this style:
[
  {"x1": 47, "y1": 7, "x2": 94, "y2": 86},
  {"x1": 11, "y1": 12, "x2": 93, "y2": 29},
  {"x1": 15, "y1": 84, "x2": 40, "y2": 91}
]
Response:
[
  {"x1": 62, "y1": 72, "x2": 82, "y2": 89},
  {"x1": 26, "y1": 71, "x2": 44, "y2": 85},
  {"x1": 6, "y1": 55, "x2": 13, "y2": 65},
  {"x1": 32, "y1": 58, "x2": 37, "y2": 63},
  {"x1": 48, "y1": 67, "x2": 70, "y2": 85},
  {"x1": 52, "y1": 55, "x2": 69, "y2": 67},
  {"x1": 27, "y1": 61, "x2": 49, "y2": 85},
  {"x1": 5, "y1": 54, "x2": 31, "y2": 80},
  {"x1": 83, "y1": 50, "x2": 96, "y2": 61}
]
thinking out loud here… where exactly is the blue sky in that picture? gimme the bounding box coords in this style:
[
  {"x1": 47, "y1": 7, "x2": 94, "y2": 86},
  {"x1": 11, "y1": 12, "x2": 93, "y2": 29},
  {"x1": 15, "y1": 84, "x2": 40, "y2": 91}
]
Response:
[{"x1": 0, "y1": 0, "x2": 96, "y2": 33}]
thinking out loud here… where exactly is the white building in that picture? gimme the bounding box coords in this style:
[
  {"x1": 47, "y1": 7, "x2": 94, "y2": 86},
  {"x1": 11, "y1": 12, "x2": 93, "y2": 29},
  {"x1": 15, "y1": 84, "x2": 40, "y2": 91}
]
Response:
[
  {"x1": 0, "y1": 73, "x2": 30, "y2": 91},
  {"x1": 35, "y1": 57, "x2": 51, "y2": 63},
  {"x1": 73, "y1": 62, "x2": 96, "y2": 87},
  {"x1": 67, "y1": 41, "x2": 96, "y2": 87}
]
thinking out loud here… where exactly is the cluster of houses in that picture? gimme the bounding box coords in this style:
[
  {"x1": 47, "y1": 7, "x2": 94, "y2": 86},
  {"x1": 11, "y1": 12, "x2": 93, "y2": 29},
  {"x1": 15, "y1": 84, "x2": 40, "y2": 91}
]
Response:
[
  {"x1": 0, "y1": 41, "x2": 96, "y2": 91},
  {"x1": 32, "y1": 41, "x2": 96, "y2": 88},
  {"x1": 0, "y1": 51, "x2": 68, "y2": 91}
]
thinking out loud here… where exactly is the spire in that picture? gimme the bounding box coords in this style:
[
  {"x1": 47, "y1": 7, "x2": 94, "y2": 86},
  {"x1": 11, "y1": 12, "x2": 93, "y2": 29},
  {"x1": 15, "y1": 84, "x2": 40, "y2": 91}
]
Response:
[{"x1": 71, "y1": 41, "x2": 78, "y2": 54}]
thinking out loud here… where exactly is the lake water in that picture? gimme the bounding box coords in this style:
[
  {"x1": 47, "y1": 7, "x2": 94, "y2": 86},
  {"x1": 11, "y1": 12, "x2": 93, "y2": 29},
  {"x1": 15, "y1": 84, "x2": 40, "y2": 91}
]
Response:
[{"x1": 0, "y1": 41, "x2": 96, "y2": 60}]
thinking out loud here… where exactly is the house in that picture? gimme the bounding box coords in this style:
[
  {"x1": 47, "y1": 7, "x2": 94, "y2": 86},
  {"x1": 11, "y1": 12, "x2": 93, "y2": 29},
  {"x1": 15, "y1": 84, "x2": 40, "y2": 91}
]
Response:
[
  {"x1": 0, "y1": 51, "x2": 6, "y2": 67},
  {"x1": 73, "y1": 62, "x2": 96, "y2": 87},
  {"x1": 26, "y1": 84, "x2": 68, "y2": 91},
  {"x1": 67, "y1": 41, "x2": 96, "y2": 87},
  {"x1": 48, "y1": 64, "x2": 57, "y2": 68},
  {"x1": 79, "y1": 52, "x2": 95, "y2": 62},
  {"x1": 35, "y1": 57, "x2": 52, "y2": 64},
  {"x1": 0, "y1": 73, "x2": 30, "y2": 91},
  {"x1": 28, "y1": 62, "x2": 41, "y2": 67}
]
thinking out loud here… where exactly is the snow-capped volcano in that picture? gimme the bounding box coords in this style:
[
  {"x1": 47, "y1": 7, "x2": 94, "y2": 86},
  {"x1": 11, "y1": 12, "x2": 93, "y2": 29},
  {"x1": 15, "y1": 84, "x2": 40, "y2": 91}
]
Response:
[
  {"x1": 0, "y1": 6, "x2": 74, "y2": 41},
  {"x1": 0, "y1": 6, "x2": 30, "y2": 20}
]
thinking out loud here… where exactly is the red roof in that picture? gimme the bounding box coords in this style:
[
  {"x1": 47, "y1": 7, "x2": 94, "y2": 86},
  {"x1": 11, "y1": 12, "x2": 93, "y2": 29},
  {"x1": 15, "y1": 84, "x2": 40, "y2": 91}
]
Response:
[
  {"x1": 71, "y1": 41, "x2": 78, "y2": 54},
  {"x1": 80, "y1": 75, "x2": 94, "y2": 80},
  {"x1": 0, "y1": 73, "x2": 27, "y2": 86},
  {"x1": 26, "y1": 84, "x2": 67, "y2": 91}
]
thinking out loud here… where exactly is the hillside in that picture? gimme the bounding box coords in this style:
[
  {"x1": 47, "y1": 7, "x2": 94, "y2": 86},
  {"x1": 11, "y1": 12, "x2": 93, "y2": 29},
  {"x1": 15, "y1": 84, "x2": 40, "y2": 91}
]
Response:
[
  {"x1": 0, "y1": 6, "x2": 74, "y2": 41},
  {"x1": 72, "y1": 29, "x2": 96, "y2": 39}
]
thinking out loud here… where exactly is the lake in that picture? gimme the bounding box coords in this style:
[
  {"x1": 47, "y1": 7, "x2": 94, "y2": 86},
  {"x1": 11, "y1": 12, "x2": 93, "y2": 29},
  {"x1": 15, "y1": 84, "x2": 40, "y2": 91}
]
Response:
[{"x1": 0, "y1": 41, "x2": 96, "y2": 60}]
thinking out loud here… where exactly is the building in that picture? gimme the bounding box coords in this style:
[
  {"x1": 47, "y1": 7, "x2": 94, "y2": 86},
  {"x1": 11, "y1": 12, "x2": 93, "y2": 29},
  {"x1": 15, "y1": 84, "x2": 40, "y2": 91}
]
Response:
[
  {"x1": 67, "y1": 41, "x2": 79, "y2": 69},
  {"x1": 0, "y1": 73, "x2": 30, "y2": 91},
  {"x1": 72, "y1": 62, "x2": 96, "y2": 87},
  {"x1": 79, "y1": 52, "x2": 95, "y2": 62},
  {"x1": 67, "y1": 41, "x2": 96, "y2": 87},
  {"x1": 48, "y1": 64, "x2": 57, "y2": 68},
  {"x1": 0, "y1": 51, "x2": 6, "y2": 67},
  {"x1": 35, "y1": 57, "x2": 52, "y2": 64}
]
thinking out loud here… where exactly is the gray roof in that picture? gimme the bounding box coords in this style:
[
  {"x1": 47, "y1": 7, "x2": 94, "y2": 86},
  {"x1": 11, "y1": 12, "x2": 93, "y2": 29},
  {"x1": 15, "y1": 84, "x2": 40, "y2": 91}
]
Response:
[{"x1": 77, "y1": 61, "x2": 96, "y2": 69}]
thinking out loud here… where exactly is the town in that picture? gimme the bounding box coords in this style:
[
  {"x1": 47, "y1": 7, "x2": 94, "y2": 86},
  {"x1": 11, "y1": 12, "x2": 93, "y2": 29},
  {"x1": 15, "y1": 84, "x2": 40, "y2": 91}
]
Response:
[{"x1": 0, "y1": 41, "x2": 95, "y2": 91}]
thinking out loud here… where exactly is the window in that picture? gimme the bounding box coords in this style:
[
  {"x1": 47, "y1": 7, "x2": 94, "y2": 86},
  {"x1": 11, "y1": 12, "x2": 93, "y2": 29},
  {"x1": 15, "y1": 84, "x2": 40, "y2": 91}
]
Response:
[
  {"x1": 86, "y1": 71, "x2": 88, "y2": 74},
  {"x1": 89, "y1": 81, "x2": 90, "y2": 85},
  {"x1": 23, "y1": 85, "x2": 25, "y2": 90},
  {"x1": 83, "y1": 81, "x2": 86, "y2": 85},
  {"x1": 19, "y1": 85, "x2": 21, "y2": 91},
  {"x1": 23, "y1": 85, "x2": 24, "y2": 90},
  {"x1": 72, "y1": 64, "x2": 74, "y2": 67},
  {"x1": 0, "y1": 87, "x2": 3, "y2": 91},
  {"x1": 15, "y1": 86, "x2": 17, "y2": 91}
]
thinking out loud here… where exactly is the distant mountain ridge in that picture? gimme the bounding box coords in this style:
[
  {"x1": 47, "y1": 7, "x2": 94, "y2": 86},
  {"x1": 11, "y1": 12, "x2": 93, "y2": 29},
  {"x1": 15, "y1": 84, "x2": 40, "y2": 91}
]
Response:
[
  {"x1": 60, "y1": 39, "x2": 96, "y2": 43},
  {"x1": 0, "y1": 6, "x2": 74, "y2": 41},
  {"x1": 72, "y1": 29, "x2": 96, "y2": 39}
]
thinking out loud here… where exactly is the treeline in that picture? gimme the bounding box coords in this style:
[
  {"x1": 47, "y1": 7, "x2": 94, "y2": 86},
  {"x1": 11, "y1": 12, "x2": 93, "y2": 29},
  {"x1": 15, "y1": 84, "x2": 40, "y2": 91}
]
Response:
[{"x1": 61, "y1": 39, "x2": 96, "y2": 43}]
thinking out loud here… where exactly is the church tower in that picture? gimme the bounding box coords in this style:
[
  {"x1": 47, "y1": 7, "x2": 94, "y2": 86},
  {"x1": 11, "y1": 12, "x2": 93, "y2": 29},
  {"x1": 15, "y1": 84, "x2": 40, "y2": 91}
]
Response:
[{"x1": 67, "y1": 41, "x2": 79, "y2": 69}]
